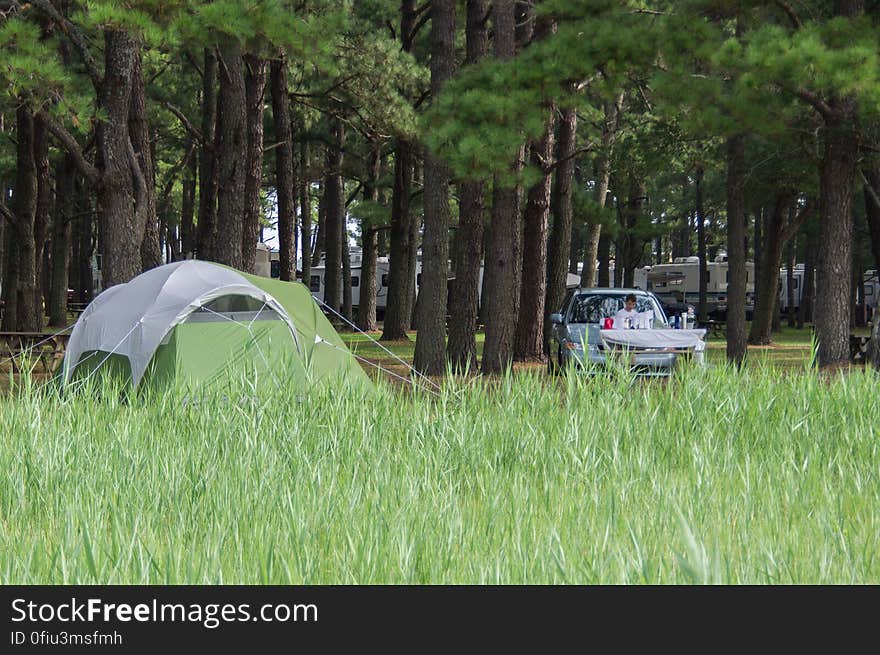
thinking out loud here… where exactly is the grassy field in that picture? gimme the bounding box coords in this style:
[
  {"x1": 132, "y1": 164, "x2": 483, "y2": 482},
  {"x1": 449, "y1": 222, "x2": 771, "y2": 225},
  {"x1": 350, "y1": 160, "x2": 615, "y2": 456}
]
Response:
[{"x1": 1, "y1": 355, "x2": 879, "y2": 584}]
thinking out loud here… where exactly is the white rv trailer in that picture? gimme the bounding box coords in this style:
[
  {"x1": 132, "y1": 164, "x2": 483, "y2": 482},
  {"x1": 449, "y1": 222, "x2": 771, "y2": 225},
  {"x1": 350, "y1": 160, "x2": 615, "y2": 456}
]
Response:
[
  {"x1": 258, "y1": 246, "x2": 581, "y2": 315},
  {"x1": 777, "y1": 264, "x2": 805, "y2": 313},
  {"x1": 640, "y1": 255, "x2": 756, "y2": 317}
]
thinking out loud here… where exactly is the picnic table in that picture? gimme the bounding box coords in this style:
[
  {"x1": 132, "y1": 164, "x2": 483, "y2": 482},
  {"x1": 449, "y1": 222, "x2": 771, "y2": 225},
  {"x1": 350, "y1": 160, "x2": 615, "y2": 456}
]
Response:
[
  {"x1": 702, "y1": 319, "x2": 726, "y2": 339},
  {"x1": 0, "y1": 331, "x2": 71, "y2": 375}
]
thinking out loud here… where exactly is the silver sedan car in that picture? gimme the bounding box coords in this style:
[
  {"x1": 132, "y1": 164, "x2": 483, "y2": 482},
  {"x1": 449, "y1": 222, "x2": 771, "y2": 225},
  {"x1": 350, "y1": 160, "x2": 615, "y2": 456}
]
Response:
[{"x1": 548, "y1": 288, "x2": 687, "y2": 376}]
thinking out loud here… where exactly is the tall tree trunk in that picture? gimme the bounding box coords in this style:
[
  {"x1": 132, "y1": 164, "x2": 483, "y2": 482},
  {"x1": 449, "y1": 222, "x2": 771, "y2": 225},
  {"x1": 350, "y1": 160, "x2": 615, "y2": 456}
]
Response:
[
  {"x1": 241, "y1": 55, "x2": 267, "y2": 274},
  {"x1": 482, "y1": 0, "x2": 518, "y2": 374},
  {"x1": 49, "y1": 156, "x2": 75, "y2": 327},
  {"x1": 447, "y1": 2, "x2": 488, "y2": 368},
  {"x1": 271, "y1": 56, "x2": 296, "y2": 281},
  {"x1": 197, "y1": 49, "x2": 218, "y2": 261},
  {"x1": 313, "y1": 178, "x2": 325, "y2": 267},
  {"x1": 382, "y1": 0, "x2": 418, "y2": 341},
  {"x1": 381, "y1": 142, "x2": 414, "y2": 340},
  {"x1": 3, "y1": 103, "x2": 38, "y2": 331},
  {"x1": 33, "y1": 112, "x2": 50, "y2": 325},
  {"x1": 342, "y1": 220, "x2": 352, "y2": 320},
  {"x1": 77, "y1": 179, "x2": 94, "y2": 303},
  {"x1": 214, "y1": 42, "x2": 247, "y2": 269},
  {"x1": 597, "y1": 234, "x2": 611, "y2": 286},
  {"x1": 544, "y1": 102, "x2": 577, "y2": 349},
  {"x1": 815, "y1": 110, "x2": 858, "y2": 366},
  {"x1": 180, "y1": 140, "x2": 196, "y2": 258},
  {"x1": 97, "y1": 30, "x2": 143, "y2": 288},
  {"x1": 581, "y1": 93, "x2": 623, "y2": 287},
  {"x1": 357, "y1": 147, "x2": 381, "y2": 332},
  {"x1": 130, "y1": 48, "x2": 160, "y2": 272},
  {"x1": 323, "y1": 120, "x2": 345, "y2": 315},
  {"x1": 695, "y1": 164, "x2": 708, "y2": 321},
  {"x1": 1, "y1": 223, "x2": 19, "y2": 331},
  {"x1": 414, "y1": 0, "x2": 456, "y2": 375},
  {"x1": 749, "y1": 192, "x2": 795, "y2": 344},
  {"x1": 753, "y1": 208, "x2": 763, "y2": 306},
  {"x1": 814, "y1": 0, "x2": 862, "y2": 367},
  {"x1": 672, "y1": 178, "x2": 690, "y2": 259},
  {"x1": 299, "y1": 136, "x2": 311, "y2": 284},
  {"x1": 726, "y1": 134, "x2": 747, "y2": 364},
  {"x1": 515, "y1": 111, "x2": 554, "y2": 361},
  {"x1": 618, "y1": 176, "x2": 646, "y2": 286}
]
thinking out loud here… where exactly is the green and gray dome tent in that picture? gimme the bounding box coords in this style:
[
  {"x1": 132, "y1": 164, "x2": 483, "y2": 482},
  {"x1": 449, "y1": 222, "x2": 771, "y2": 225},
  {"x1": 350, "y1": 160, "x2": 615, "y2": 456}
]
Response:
[{"x1": 61, "y1": 260, "x2": 370, "y2": 391}]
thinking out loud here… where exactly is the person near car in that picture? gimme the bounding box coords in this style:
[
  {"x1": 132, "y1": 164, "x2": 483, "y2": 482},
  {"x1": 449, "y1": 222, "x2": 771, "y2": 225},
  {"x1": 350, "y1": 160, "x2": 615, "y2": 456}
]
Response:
[{"x1": 612, "y1": 293, "x2": 638, "y2": 329}]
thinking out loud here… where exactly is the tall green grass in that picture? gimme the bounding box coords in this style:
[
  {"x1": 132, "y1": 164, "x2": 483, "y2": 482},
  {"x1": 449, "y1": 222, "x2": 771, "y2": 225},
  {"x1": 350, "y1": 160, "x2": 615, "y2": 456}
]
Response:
[{"x1": 1, "y1": 362, "x2": 878, "y2": 583}]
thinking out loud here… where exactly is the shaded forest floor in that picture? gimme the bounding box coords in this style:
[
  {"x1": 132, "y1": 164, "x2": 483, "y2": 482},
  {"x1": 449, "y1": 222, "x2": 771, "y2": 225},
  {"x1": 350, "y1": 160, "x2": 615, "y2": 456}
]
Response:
[
  {"x1": 0, "y1": 320, "x2": 872, "y2": 392},
  {"x1": 340, "y1": 323, "x2": 874, "y2": 386}
]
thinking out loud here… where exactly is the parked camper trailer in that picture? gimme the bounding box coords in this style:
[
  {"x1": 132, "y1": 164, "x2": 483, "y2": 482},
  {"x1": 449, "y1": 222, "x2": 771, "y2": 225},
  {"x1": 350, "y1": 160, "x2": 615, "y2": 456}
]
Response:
[
  {"x1": 306, "y1": 255, "x2": 397, "y2": 315},
  {"x1": 778, "y1": 264, "x2": 806, "y2": 313},
  {"x1": 640, "y1": 254, "x2": 756, "y2": 319},
  {"x1": 258, "y1": 246, "x2": 581, "y2": 317}
]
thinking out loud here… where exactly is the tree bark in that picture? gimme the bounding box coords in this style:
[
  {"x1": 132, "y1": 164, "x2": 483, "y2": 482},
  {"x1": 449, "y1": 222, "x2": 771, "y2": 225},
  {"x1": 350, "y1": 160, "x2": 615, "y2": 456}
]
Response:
[
  {"x1": 180, "y1": 140, "x2": 197, "y2": 258},
  {"x1": 597, "y1": 234, "x2": 611, "y2": 286},
  {"x1": 749, "y1": 192, "x2": 809, "y2": 344},
  {"x1": 726, "y1": 134, "x2": 747, "y2": 364},
  {"x1": 323, "y1": 120, "x2": 345, "y2": 315},
  {"x1": 49, "y1": 156, "x2": 75, "y2": 327},
  {"x1": 381, "y1": 142, "x2": 414, "y2": 340},
  {"x1": 815, "y1": 111, "x2": 858, "y2": 366},
  {"x1": 241, "y1": 54, "x2": 267, "y2": 274},
  {"x1": 447, "y1": 0, "x2": 489, "y2": 369},
  {"x1": 617, "y1": 175, "x2": 647, "y2": 287},
  {"x1": 130, "y1": 47, "x2": 160, "y2": 272},
  {"x1": 382, "y1": 0, "x2": 420, "y2": 340},
  {"x1": 482, "y1": 0, "x2": 518, "y2": 374},
  {"x1": 3, "y1": 103, "x2": 38, "y2": 331},
  {"x1": 581, "y1": 93, "x2": 623, "y2": 287},
  {"x1": 33, "y1": 112, "x2": 50, "y2": 325},
  {"x1": 1, "y1": 221, "x2": 19, "y2": 331},
  {"x1": 357, "y1": 148, "x2": 381, "y2": 332},
  {"x1": 214, "y1": 42, "x2": 247, "y2": 269},
  {"x1": 414, "y1": 0, "x2": 456, "y2": 375},
  {"x1": 342, "y1": 220, "x2": 352, "y2": 320},
  {"x1": 695, "y1": 164, "x2": 708, "y2": 320},
  {"x1": 96, "y1": 30, "x2": 144, "y2": 288},
  {"x1": 313, "y1": 178, "x2": 325, "y2": 267},
  {"x1": 514, "y1": 111, "x2": 554, "y2": 361},
  {"x1": 197, "y1": 49, "x2": 218, "y2": 261},
  {"x1": 270, "y1": 56, "x2": 296, "y2": 282},
  {"x1": 753, "y1": 208, "x2": 763, "y2": 306},
  {"x1": 813, "y1": 0, "x2": 862, "y2": 367},
  {"x1": 544, "y1": 102, "x2": 577, "y2": 349},
  {"x1": 299, "y1": 136, "x2": 312, "y2": 284}
]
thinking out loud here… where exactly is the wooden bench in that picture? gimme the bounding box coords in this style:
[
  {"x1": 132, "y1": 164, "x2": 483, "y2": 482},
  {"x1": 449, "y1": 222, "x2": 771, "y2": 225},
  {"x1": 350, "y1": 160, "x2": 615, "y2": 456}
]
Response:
[{"x1": 0, "y1": 331, "x2": 71, "y2": 375}]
